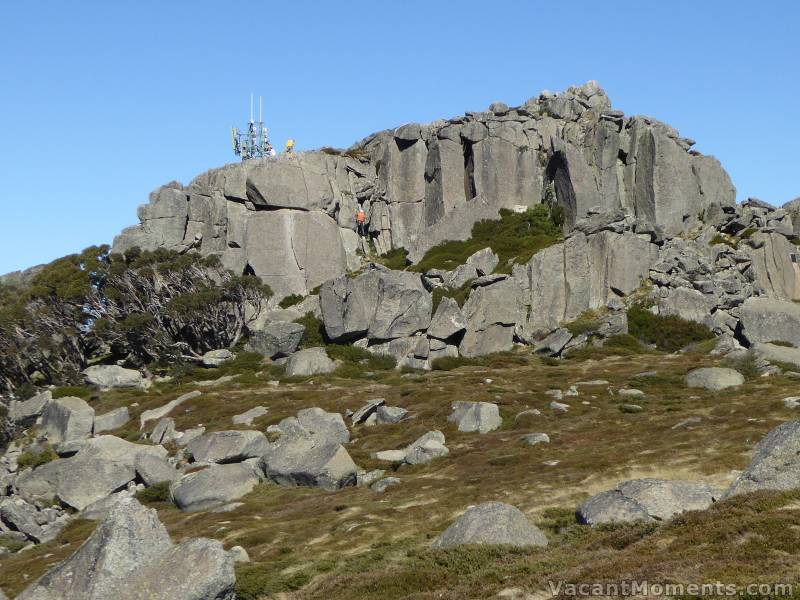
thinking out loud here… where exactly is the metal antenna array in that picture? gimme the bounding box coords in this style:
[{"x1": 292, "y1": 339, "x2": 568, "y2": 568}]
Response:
[{"x1": 231, "y1": 93, "x2": 274, "y2": 160}]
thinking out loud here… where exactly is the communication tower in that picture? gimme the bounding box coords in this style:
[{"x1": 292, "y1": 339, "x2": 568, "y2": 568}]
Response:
[{"x1": 231, "y1": 94, "x2": 274, "y2": 160}]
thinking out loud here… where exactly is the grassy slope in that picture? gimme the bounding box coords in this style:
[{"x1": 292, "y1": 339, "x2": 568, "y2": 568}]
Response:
[{"x1": 2, "y1": 347, "x2": 800, "y2": 598}]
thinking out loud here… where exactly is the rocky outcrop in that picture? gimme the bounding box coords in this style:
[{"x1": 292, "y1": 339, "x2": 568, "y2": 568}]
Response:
[
  {"x1": 448, "y1": 402, "x2": 502, "y2": 434},
  {"x1": 171, "y1": 463, "x2": 261, "y2": 512},
  {"x1": 112, "y1": 82, "x2": 733, "y2": 302}
]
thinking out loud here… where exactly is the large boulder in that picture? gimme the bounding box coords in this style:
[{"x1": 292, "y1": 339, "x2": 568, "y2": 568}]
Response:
[
  {"x1": 739, "y1": 297, "x2": 800, "y2": 346},
  {"x1": 448, "y1": 401, "x2": 502, "y2": 434},
  {"x1": 186, "y1": 430, "x2": 269, "y2": 464},
  {"x1": 320, "y1": 267, "x2": 432, "y2": 342},
  {"x1": 16, "y1": 497, "x2": 172, "y2": 600},
  {"x1": 432, "y1": 502, "x2": 548, "y2": 548},
  {"x1": 41, "y1": 397, "x2": 95, "y2": 443},
  {"x1": 114, "y1": 538, "x2": 235, "y2": 600},
  {"x1": 285, "y1": 347, "x2": 336, "y2": 377},
  {"x1": 245, "y1": 321, "x2": 305, "y2": 358},
  {"x1": 725, "y1": 420, "x2": 800, "y2": 497},
  {"x1": 685, "y1": 367, "x2": 744, "y2": 391},
  {"x1": 16, "y1": 497, "x2": 235, "y2": 600},
  {"x1": 577, "y1": 478, "x2": 720, "y2": 525},
  {"x1": 83, "y1": 365, "x2": 146, "y2": 390},
  {"x1": 751, "y1": 342, "x2": 800, "y2": 369},
  {"x1": 259, "y1": 435, "x2": 357, "y2": 490},
  {"x1": 171, "y1": 463, "x2": 261, "y2": 512}
]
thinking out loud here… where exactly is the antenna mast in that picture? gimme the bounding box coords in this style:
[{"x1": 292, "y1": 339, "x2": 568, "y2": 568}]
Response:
[{"x1": 231, "y1": 94, "x2": 274, "y2": 161}]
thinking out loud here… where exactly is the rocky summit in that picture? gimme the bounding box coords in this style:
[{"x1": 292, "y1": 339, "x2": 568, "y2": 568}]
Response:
[{"x1": 3, "y1": 81, "x2": 800, "y2": 599}]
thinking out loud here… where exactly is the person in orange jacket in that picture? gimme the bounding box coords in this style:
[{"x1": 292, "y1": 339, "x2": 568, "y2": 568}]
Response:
[{"x1": 356, "y1": 207, "x2": 367, "y2": 236}]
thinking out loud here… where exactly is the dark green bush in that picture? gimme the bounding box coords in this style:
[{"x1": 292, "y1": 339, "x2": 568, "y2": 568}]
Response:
[
  {"x1": 377, "y1": 248, "x2": 410, "y2": 270},
  {"x1": 627, "y1": 305, "x2": 714, "y2": 352},
  {"x1": 135, "y1": 481, "x2": 173, "y2": 505},
  {"x1": 430, "y1": 356, "x2": 480, "y2": 371},
  {"x1": 328, "y1": 344, "x2": 397, "y2": 374},
  {"x1": 0, "y1": 534, "x2": 26, "y2": 553},
  {"x1": 294, "y1": 314, "x2": 328, "y2": 349},
  {"x1": 52, "y1": 385, "x2": 92, "y2": 400},
  {"x1": 431, "y1": 280, "x2": 474, "y2": 311},
  {"x1": 412, "y1": 206, "x2": 561, "y2": 274},
  {"x1": 278, "y1": 294, "x2": 304, "y2": 309}
]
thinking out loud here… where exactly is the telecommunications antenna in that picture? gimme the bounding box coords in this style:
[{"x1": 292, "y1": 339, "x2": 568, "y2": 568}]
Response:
[{"x1": 231, "y1": 93, "x2": 273, "y2": 161}]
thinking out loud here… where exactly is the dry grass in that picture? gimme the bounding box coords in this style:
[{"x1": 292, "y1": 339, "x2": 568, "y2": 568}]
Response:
[{"x1": 3, "y1": 346, "x2": 800, "y2": 598}]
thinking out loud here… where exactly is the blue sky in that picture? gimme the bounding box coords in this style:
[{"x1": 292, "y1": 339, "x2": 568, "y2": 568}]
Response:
[{"x1": 1, "y1": 1, "x2": 798, "y2": 274}]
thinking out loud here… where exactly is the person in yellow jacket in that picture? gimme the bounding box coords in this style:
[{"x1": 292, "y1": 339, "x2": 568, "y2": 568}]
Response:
[{"x1": 285, "y1": 138, "x2": 295, "y2": 153}]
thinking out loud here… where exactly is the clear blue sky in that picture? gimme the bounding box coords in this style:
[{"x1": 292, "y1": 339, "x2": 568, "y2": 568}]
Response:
[{"x1": 1, "y1": 1, "x2": 798, "y2": 274}]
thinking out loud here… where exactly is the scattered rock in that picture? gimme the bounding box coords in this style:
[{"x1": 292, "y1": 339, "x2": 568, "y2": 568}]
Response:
[
  {"x1": 171, "y1": 463, "x2": 261, "y2": 512},
  {"x1": 8, "y1": 390, "x2": 52, "y2": 426},
  {"x1": 135, "y1": 454, "x2": 179, "y2": 486},
  {"x1": 357, "y1": 469, "x2": 386, "y2": 487},
  {"x1": 140, "y1": 390, "x2": 202, "y2": 428},
  {"x1": 618, "y1": 388, "x2": 645, "y2": 398},
  {"x1": 229, "y1": 545, "x2": 250, "y2": 563},
  {"x1": 186, "y1": 430, "x2": 269, "y2": 464},
  {"x1": 448, "y1": 401, "x2": 502, "y2": 434},
  {"x1": 549, "y1": 401, "x2": 569, "y2": 413},
  {"x1": 376, "y1": 405, "x2": 409, "y2": 424},
  {"x1": 201, "y1": 349, "x2": 234, "y2": 367},
  {"x1": 784, "y1": 397, "x2": 800, "y2": 409},
  {"x1": 521, "y1": 433, "x2": 550, "y2": 446},
  {"x1": 404, "y1": 430, "x2": 450, "y2": 465},
  {"x1": 685, "y1": 367, "x2": 744, "y2": 391},
  {"x1": 351, "y1": 398, "x2": 385, "y2": 424},
  {"x1": 259, "y1": 436, "x2": 357, "y2": 490},
  {"x1": 93, "y1": 406, "x2": 131, "y2": 433},
  {"x1": 83, "y1": 365, "x2": 146, "y2": 390},
  {"x1": 41, "y1": 397, "x2": 95, "y2": 443},
  {"x1": 432, "y1": 502, "x2": 548, "y2": 548},
  {"x1": 371, "y1": 477, "x2": 401, "y2": 493},
  {"x1": 246, "y1": 321, "x2": 305, "y2": 358},
  {"x1": 726, "y1": 420, "x2": 800, "y2": 497},
  {"x1": 232, "y1": 406, "x2": 269, "y2": 426},
  {"x1": 577, "y1": 478, "x2": 720, "y2": 525}
]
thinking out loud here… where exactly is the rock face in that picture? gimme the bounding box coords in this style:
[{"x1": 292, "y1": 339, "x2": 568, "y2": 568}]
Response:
[
  {"x1": 685, "y1": 367, "x2": 744, "y2": 391},
  {"x1": 739, "y1": 297, "x2": 800, "y2": 346},
  {"x1": 514, "y1": 230, "x2": 658, "y2": 335},
  {"x1": 577, "y1": 478, "x2": 719, "y2": 525},
  {"x1": 8, "y1": 391, "x2": 52, "y2": 427},
  {"x1": 432, "y1": 502, "x2": 548, "y2": 548},
  {"x1": 726, "y1": 420, "x2": 800, "y2": 497},
  {"x1": 93, "y1": 407, "x2": 130, "y2": 433},
  {"x1": 16, "y1": 497, "x2": 235, "y2": 600}
]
